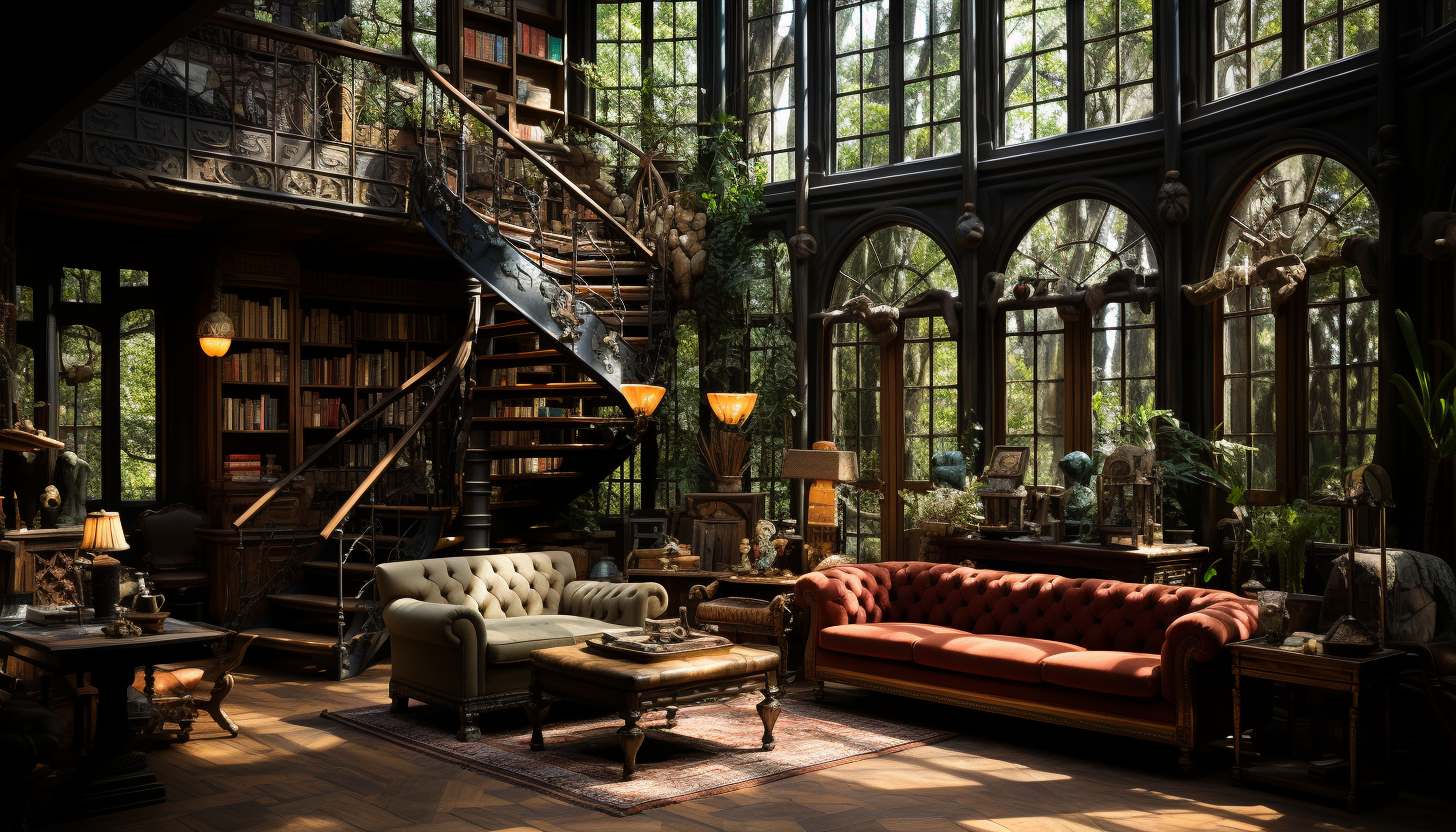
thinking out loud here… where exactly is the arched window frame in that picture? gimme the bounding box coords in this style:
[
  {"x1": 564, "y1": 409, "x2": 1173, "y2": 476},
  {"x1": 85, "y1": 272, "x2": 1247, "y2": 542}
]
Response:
[
  {"x1": 1207, "y1": 149, "x2": 1381, "y2": 503},
  {"x1": 993, "y1": 197, "x2": 1160, "y2": 485},
  {"x1": 821, "y1": 223, "x2": 960, "y2": 562}
]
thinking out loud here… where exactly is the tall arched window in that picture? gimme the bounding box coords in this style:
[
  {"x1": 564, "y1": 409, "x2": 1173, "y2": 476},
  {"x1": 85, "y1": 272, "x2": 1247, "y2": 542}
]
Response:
[
  {"x1": 826, "y1": 225, "x2": 958, "y2": 561},
  {"x1": 1212, "y1": 152, "x2": 1378, "y2": 499},
  {"x1": 998, "y1": 199, "x2": 1157, "y2": 484}
]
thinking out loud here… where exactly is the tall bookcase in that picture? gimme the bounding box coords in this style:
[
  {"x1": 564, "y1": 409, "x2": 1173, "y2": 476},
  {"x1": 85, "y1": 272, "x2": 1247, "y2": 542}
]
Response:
[
  {"x1": 458, "y1": 0, "x2": 568, "y2": 146},
  {"x1": 197, "y1": 266, "x2": 464, "y2": 528}
]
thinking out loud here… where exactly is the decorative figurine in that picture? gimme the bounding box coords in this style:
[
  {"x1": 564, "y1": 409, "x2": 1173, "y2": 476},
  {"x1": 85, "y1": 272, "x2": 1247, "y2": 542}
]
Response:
[
  {"x1": 54, "y1": 451, "x2": 91, "y2": 527},
  {"x1": 1057, "y1": 451, "x2": 1096, "y2": 539},
  {"x1": 930, "y1": 449, "x2": 969, "y2": 490},
  {"x1": 754, "y1": 520, "x2": 776, "y2": 571},
  {"x1": 979, "y1": 446, "x2": 1030, "y2": 538},
  {"x1": 1095, "y1": 444, "x2": 1162, "y2": 547}
]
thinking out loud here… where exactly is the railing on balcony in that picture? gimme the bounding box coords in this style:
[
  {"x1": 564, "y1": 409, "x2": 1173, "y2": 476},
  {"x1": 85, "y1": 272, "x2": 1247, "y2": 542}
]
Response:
[{"x1": 28, "y1": 12, "x2": 420, "y2": 213}]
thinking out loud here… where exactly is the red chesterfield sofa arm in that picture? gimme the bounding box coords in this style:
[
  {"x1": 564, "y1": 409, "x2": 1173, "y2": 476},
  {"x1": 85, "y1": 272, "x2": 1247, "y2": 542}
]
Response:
[
  {"x1": 1159, "y1": 597, "x2": 1260, "y2": 701},
  {"x1": 794, "y1": 566, "x2": 895, "y2": 628}
]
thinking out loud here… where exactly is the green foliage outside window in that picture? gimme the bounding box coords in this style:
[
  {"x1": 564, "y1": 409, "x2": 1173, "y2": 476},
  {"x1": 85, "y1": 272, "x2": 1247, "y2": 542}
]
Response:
[{"x1": 120, "y1": 310, "x2": 158, "y2": 501}]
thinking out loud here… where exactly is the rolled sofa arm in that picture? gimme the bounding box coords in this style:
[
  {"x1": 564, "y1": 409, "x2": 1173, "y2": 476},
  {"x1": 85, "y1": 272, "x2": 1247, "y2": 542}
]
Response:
[
  {"x1": 793, "y1": 565, "x2": 894, "y2": 631},
  {"x1": 383, "y1": 597, "x2": 488, "y2": 649},
  {"x1": 562, "y1": 580, "x2": 668, "y2": 626},
  {"x1": 1159, "y1": 594, "x2": 1259, "y2": 702}
]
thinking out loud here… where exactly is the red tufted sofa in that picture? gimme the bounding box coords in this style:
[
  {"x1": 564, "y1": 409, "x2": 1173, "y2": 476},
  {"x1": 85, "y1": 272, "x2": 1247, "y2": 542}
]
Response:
[{"x1": 795, "y1": 561, "x2": 1259, "y2": 769}]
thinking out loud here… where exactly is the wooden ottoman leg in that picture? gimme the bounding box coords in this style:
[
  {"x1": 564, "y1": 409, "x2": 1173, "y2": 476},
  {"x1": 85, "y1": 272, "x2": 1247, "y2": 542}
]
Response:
[
  {"x1": 525, "y1": 681, "x2": 551, "y2": 751},
  {"x1": 389, "y1": 695, "x2": 409, "y2": 714},
  {"x1": 758, "y1": 673, "x2": 781, "y2": 751},
  {"x1": 664, "y1": 705, "x2": 679, "y2": 728},
  {"x1": 618, "y1": 710, "x2": 645, "y2": 781}
]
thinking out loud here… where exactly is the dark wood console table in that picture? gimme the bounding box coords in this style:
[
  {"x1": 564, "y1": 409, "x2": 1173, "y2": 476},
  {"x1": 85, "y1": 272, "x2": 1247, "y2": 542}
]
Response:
[
  {"x1": 0, "y1": 619, "x2": 225, "y2": 816},
  {"x1": 933, "y1": 536, "x2": 1209, "y2": 586}
]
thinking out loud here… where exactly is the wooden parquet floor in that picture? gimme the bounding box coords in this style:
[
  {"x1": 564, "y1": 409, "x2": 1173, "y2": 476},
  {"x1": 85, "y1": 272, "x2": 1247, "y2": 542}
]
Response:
[{"x1": 45, "y1": 660, "x2": 1450, "y2": 832}]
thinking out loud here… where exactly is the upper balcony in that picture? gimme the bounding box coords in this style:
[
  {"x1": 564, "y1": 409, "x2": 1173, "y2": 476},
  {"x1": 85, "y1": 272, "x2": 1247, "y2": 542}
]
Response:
[{"x1": 26, "y1": 10, "x2": 422, "y2": 216}]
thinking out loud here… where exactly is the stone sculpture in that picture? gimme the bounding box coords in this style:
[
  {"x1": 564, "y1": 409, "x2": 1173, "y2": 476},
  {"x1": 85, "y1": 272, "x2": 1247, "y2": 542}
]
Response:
[{"x1": 54, "y1": 451, "x2": 91, "y2": 527}]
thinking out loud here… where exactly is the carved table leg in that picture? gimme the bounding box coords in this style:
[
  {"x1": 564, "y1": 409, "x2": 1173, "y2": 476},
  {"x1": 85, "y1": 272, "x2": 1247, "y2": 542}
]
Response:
[
  {"x1": 618, "y1": 710, "x2": 645, "y2": 781},
  {"x1": 1348, "y1": 688, "x2": 1360, "y2": 812},
  {"x1": 664, "y1": 705, "x2": 679, "y2": 729},
  {"x1": 525, "y1": 682, "x2": 550, "y2": 751},
  {"x1": 1231, "y1": 673, "x2": 1242, "y2": 783},
  {"x1": 758, "y1": 672, "x2": 781, "y2": 751}
]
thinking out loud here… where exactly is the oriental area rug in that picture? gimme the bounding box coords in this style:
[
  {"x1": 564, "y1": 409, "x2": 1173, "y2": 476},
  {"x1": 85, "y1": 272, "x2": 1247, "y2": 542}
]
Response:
[{"x1": 321, "y1": 695, "x2": 954, "y2": 815}]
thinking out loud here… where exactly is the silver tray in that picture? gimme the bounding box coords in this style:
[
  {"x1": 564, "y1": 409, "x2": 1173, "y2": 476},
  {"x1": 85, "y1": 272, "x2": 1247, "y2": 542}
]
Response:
[{"x1": 584, "y1": 632, "x2": 735, "y2": 662}]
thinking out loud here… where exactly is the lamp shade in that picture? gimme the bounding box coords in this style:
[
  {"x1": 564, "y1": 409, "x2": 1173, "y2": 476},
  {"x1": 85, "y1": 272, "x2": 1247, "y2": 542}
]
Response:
[
  {"x1": 782, "y1": 442, "x2": 859, "y2": 483},
  {"x1": 621, "y1": 384, "x2": 666, "y2": 418},
  {"x1": 80, "y1": 511, "x2": 129, "y2": 553},
  {"x1": 197, "y1": 309, "x2": 235, "y2": 357},
  {"x1": 707, "y1": 392, "x2": 757, "y2": 426}
]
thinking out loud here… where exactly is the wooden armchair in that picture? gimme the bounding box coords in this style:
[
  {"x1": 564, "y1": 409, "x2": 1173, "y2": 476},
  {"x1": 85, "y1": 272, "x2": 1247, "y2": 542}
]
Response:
[
  {"x1": 137, "y1": 503, "x2": 209, "y2": 619},
  {"x1": 131, "y1": 632, "x2": 257, "y2": 741}
]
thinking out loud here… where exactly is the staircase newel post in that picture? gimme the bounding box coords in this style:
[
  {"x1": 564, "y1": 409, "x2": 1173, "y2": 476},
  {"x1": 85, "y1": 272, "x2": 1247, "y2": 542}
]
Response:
[{"x1": 334, "y1": 528, "x2": 347, "y2": 681}]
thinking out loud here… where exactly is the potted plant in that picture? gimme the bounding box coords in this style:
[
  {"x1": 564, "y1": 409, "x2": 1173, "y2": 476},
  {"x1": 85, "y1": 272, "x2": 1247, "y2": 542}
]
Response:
[
  {"x1": 1247, "y1": 500, "x2": 1340, "y2": 594},
  {"x1": 901, "y1": 487, "x2": 983, "y2": 537}
]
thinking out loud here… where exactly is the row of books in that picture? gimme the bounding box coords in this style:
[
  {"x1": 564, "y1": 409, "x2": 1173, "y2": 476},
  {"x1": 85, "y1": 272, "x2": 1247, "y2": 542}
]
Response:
[
  {"x1": 220, "y1": 348, "x2": 288, "y2": 383},
  {"x1": 362, "y1": 392, "x2": 425, "y2": 427},
  {"x1": 221, "y1": 294, "x2": 288, "y2": 340},
  {"x1": 301, "y1": 309, "x2": 351, "y2": 345},
  {"x1": 301, "y1": 392, "x2": 351, "y2": 428},
  {"x1": 358, "y1": 312, "x2": 448, "y2": 341},
  {"x1": 490, "y1": 398, "x2": 581, "y2": 417},
  {"x1": 357, "y1": 350, "x2": 430, "y2": 388},
  {"x1": 516, "y1": 22, "x2": 562, "y2": 62},
  {"x1": 466, "y1": 28, "x2": 509, "y2": 64},
  {"x1": 222, "y1": 453, "x2": 282, "y2": 483},
  {"x1": 337, "y1": 441, "x2": 388, "y2": 469},
  {"x1": 300, "y1": 356, "x2": 351, "y2": 385},
  {"x1": 223, "y1": 395, "x2": 283, "y2": 431},
  {"x1": 491, "y1": 457, "x2": 564, "y2": 475},
  {"x1": 488, "y1": 366, "x2": 554, "y2": 385}
]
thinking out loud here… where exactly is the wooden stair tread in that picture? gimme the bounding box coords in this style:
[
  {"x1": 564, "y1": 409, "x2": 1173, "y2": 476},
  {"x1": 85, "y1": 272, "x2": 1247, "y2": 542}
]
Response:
[
  {"x1": 473, "y1": 416, "x2": 631, "y2": 427},
  {"x1": 472, "y1": 383, "x2": 604, "y2": 397},
  {"x1": 483, "y1": 444, "x2": 610, "y2": 456},
  {"x1": 478, "y1": 320, "x2": 537, "y2": 337},
  {"x1": 489, "y1": 471, "x2": 586, "y2": 481},
  {"x1": 267, "y1": 593, "x2": 370, "y2": 613},
  {"x1": 355, "y1": 504, "x2": 453, "y2": 515},
  {"x1": 243, "y1": 627, "x2": 342, "y2": 653},
  {"x1": 303, "y1": 561, "x2": 375, "y2": 578},
  {"x1": 573, "y1": 285, "x2": 651, "y2": 301},
  {"x1": 477, "y1": 350, "x2": 569, "y2": 367}
]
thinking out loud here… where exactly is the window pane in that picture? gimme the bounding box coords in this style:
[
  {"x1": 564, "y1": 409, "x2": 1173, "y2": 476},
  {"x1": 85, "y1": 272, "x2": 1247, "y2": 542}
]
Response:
[
  {"x1": 120, "y1": 309, "x2": 157, "y2": 501},
  {"x1": 1003, "y1": 3, "x2": 1069, "y2": 144},
  {"x1": 1214, "y1": 0, "x2": 1282, "y2": 100},
  {"x1": 120, "y1": 269, "x2": 150, "y2": 287},
  {"x1": 747, "y1": 1, "x2": 796, "y2": 182},
  {"x1": 1078, "y1": 0, "x2": 1153, "y2": 130},
  {"x1": 59, "y1": 325, "x2": 104, "y2": 500},
  {"x1": 16, "y1": 286, "x2": 33, "y2": 321},
  {"x1": 62, "y1": 268, "x2": 102, "y2": 303}
]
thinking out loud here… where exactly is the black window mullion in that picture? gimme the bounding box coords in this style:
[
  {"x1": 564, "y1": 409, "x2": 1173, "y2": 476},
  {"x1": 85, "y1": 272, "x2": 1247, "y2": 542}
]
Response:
[
  {"x1": 1282, "y1": 0, "x2": 1302, "y2": 78},
  {"x1": 889, "y1": 0, "x2": 905, "y2": 163},
  {"x1": 1068, "y1": 0, "x2": 1085, "y2": 131}
]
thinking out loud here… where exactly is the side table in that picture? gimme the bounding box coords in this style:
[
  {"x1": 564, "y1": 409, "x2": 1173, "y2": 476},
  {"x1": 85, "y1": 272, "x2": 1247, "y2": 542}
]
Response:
[{"x1": 1230, "y1": 639, "x2": 1406, "y2": 811}]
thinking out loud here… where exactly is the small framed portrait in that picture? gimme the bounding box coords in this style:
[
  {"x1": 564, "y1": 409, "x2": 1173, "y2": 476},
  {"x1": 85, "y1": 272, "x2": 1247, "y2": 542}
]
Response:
[{"x1": 987, "y1": 445, "x2": 1030, "y2": 479}]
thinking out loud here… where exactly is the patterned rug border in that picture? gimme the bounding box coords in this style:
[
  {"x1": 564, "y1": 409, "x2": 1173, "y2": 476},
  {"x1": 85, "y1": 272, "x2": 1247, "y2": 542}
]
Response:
[{"x1": 319, "y1": 700, "x2": 955, "y2": 816}]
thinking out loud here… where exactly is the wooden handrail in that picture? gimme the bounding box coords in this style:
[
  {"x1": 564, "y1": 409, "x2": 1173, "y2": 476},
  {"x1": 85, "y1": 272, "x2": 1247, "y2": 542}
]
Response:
[
  {"x1": 408, "y1": 43, "x2": 657, "y2": 264},
  {"x1": 231, "y1": 293, "x2": 480, "y2": 530},
  {"x1": 209, "y1": 11, "x2": 419, "y2": 69},
  {"x1": 317, "y1": 293, "x2": 482, "y2": 540}
]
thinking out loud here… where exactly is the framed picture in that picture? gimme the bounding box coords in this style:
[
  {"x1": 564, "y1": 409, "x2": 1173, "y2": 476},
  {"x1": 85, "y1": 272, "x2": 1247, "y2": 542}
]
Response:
[{"x1": 987, "y1": 445, "x2": 1030, "y2": 480}]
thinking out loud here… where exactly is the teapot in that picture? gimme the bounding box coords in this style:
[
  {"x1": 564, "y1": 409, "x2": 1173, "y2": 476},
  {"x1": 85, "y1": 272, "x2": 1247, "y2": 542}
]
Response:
[{"x1": 131, "y1": 590, "x2": 166, "y2": 615}]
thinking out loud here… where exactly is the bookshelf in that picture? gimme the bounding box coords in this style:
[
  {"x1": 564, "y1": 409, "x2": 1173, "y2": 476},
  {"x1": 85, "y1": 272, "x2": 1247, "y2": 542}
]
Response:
[
  {"x1": 200, "y1": 272, "x2": 464, "y2": 504},
  {"x1": 457, "y1": 0, "x2": 568, "y2": 145}
]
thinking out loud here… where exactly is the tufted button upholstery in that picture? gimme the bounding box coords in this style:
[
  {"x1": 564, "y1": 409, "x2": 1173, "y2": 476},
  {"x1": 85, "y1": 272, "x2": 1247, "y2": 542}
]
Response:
[
  {"x1": 376, "y1": 551, "x2": 573, "y2": 619},
  {"x1": 798, "y1": 561, "x2": 1258, "y2": 703}
]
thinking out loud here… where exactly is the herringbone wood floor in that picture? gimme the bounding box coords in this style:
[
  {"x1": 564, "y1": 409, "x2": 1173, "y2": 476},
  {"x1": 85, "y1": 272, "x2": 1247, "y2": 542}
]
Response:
[{"x1": 45, "y1": 660, "x2": 1450, "y2": 832}]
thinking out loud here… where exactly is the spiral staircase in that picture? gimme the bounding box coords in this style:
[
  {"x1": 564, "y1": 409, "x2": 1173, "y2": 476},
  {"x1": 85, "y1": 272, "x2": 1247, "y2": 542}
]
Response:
[{"x1": 227, "y1": 46, "x2": 671, "y2": 678}]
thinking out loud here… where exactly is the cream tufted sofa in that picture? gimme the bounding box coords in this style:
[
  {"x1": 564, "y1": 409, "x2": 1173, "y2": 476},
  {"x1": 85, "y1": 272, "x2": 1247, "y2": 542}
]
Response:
[{"x1": 375, "y1": 551, "x2": 668, "y2": 740}]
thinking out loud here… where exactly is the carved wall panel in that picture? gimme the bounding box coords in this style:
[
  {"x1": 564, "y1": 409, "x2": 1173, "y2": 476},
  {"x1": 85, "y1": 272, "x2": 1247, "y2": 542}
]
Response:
[
  {"x1": 85, "y1": 104, "x2": 135, "y2": 138},
  {"x1": 277, "y1": 137, "x2": 315, "y2": 168},
  {"x1": 358, "y1": 181, "x2": 405, "y2": 210},
  {"x1": 234, "y1": 128, "x2": 273, "y2": 161},
  {"x1": 282, "y1": 170, "x2": 347, "y2": 202},
  {"x1": 85, "y1": 137, "x2": 184, "y2": 177},
  {"x1": 192, "y1": 155, "x2": 275, "y2": 191},
  {"x1": 32, "y1": 131, "x2": 82, "y2": 163},
  {"x1": 138, "y1": 113, "x2": 186, "y2": 147}
]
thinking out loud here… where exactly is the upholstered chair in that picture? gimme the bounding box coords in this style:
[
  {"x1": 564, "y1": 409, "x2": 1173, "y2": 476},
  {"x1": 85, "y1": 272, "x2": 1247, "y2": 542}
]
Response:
[
  {"x1": 375, "y1": 551, "x2": 667, "y2": 740},
  {"x1": 136, "y1": 504, "x2": 210, "y2": 620}
]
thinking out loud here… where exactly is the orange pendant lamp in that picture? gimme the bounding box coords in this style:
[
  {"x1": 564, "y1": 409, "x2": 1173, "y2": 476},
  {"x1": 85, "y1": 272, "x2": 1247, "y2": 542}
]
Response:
[
  {"x1": 706, "y1": 392, "x2": 757, "y2": 427},
  {"x1": 621, "y1": 384, "x2": 667, "y2": 421}
]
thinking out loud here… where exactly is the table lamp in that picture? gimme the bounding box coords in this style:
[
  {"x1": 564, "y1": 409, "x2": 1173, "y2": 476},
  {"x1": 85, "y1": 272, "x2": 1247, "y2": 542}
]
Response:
[
  {"x1": 701, "y1": 392, "x2": 757, "y2": 492},
  {"x1": 781, "y1": 441, "x2": 859, "y2": 566},
  {"x1": 81, "y1": 511, "x2": 129, "y2": 621}
]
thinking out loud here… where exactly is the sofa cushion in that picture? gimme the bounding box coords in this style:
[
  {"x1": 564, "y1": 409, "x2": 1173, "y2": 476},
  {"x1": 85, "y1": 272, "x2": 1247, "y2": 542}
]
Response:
[
  {"x1": 482, "y1": 615, "x2": 639, "y2": 664},
  {"x1": 913, "y1": 633, "x2": 1085, "y2": 683},
  {"x1": 1041, "y1": 651, "x2": 1162, "y2": 698},
  {"x1": 819, "y1": 623, "x2": 967, "y2": 662}
]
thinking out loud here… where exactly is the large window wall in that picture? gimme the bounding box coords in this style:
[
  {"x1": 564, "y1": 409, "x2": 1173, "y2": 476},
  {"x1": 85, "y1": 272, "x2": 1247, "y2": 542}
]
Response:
[
  {"x1": 592, "y1": 2, "x2": 701, "y2": 158},
  {"x1": 1213, "y1": 152, "x2": 1379, "y2": 500},
  {"x1": 1211, "y1": 0, "x2": 1379, "y2": 100},
  {"x1": 833, "y1": 0, "x2": 962, "y2": 170},
  {"x1": 748, "y1": 0, "x2": 797, "y2": 182},
  {"x1": 998, "y1": 199, "x2": 1157, "y2": 484}
]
